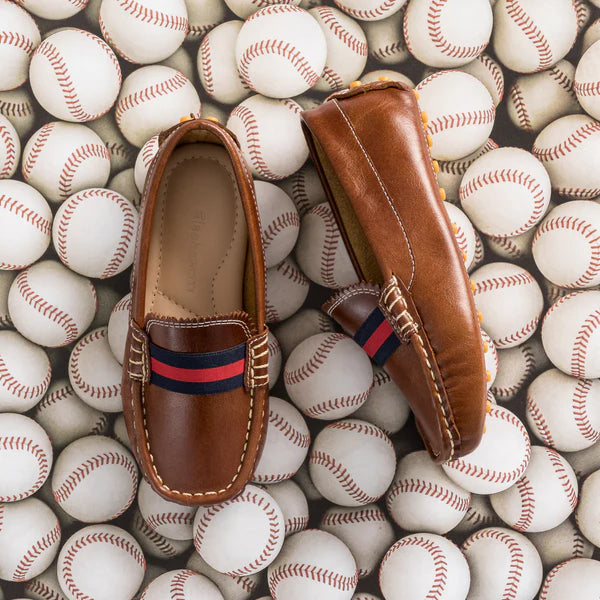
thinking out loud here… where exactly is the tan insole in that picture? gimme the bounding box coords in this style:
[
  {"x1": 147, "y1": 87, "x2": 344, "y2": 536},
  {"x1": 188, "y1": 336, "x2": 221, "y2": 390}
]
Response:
[{"x1": 145, "y1": 144, "x2": 247, "y2": 318}]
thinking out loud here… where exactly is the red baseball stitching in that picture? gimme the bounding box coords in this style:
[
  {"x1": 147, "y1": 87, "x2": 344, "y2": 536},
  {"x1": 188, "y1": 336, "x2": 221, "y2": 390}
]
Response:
[
  {"x1": 572, "y1": 528, "x2": 587, "y2": 558},
  {"x1": 460, "y1": 503, "x2": 498, "y2": 529},
  {"x1": 572, "y1": 379, "x2": 599, "y2": 443},
  {"x1": 494, "y1": 317, "x2": 539, "y2": 349},
  {"x1": 169, "y1": 569, "x2": 196, "y2": 600},
  {"x1": 526, "y1": 390, "x2": 555, "y2": 446},
  {"x1": 512, "y1": 476, "x2": 535, "y2": 531},
  {"x1": 112, "y1": 293, "x2": 132, "y2": 315},
  {"x1": 284, "y1": 333, "x2": 346, "y2": 385},
  {"x1": 199, "y1": 34, "x2": 215, "y2": 95},
  {"x1": 12, "y1": 522, "x2": 61, "y2": 582},
  {"x1": 0, "y1": 436, "x2": 49, "y2": 502},
  {"x1": 313, "y1": 6, "x2": 368, "y2": 55},
  {"x1": 24, "y1": 577, "x2": 65, "y2": 600},
  {"x1": 145, "y1": 511, "x2": 194, "y2": 532},
  {"x1": 321, "y1": 506, "x2": 387, "y2": 527},
  {"x1": 57, "y1": 143, "x2": 111, "y2": 200},
  {"x1": 132, "y1": 510, "x2": 179, "y2": 558},
  {"x1": 304, "y1": 391, "x2": 370, "y2": 418},
  {"x1": 427, "y1": 108, "x2": 495, "y2": 136},
  {"x1": 473, "y1": 271, "x2": 535, "y2": 294},
  {"x1": 266, "y1": 260, "x2": 309, "y2": 321},
  {"x1": 509, "y1": 83, "x2": 532, "y2": 131},
  {"x1": 488, "y1": 234, "x2": 526, "y2": 259},
  {"x1": 263, "y1": 211, "x2": 300, "y2": 251},
  {"x1": 372, "y1": 40, "x2": 407, "y2": 61},
  {"x1": 290, "y1": 169, "x2": 313, "y2": 215},
  {"x1": 544, "y1": 446, "x2": 578, "y2": 511},
  {"x1": 36, "y1": 383, "x2": 73, "y2": 412},
  {"x1": 386, "y1": 478, "x2": 471, "y2": 513},
  {"x1": 533, "y1": 120, "x2": 600, "y2": 162},
  {"x1": 453, "y1": 222, "x2": 468, "y2": 257},
  {"x1": 268, "y1": 409, "x2": 310, "y2": 449},
  {"x1": 538, "y1": 559, "x2": 572, "y2": 599},
  {"x1": 0, "y1": 354, "x2": 50, "y2": 401},
  {"x1": 0, "y1": 194, "x2": 51, "y2": 237},
  {"x1": 0, "y1": 121, "x2": 17, "y2": 178},
  {"x1": 247, "y1": 4, "x2": 305, "y2": 20},
  {"x1": 112, "y1": 0, "x2": 188, "y2": 31},
  {"x1": 0, "y1": 97, "x2": 33, "y2": 119},
  {"x1": 574, "y1": 79, "x2": 600, "y2": 97},
  {"x1": 311, "y1": 203, "x2": 344, "y2": 287},
  {"x1": 90, "y1": 412, "x2": 109, "y2": 435},
  {"x1": 22, "y1": 122, "x2": 55, "y2": 179},
  {"x1": 571, "y1": 307, "x2": 600, "y2": 378},
  {"x1": 334, "y1": 0, "x2": 397, "y2": 20},
  {"x1": 0, "y1": 31, "x2": 36, "y2": 56},
  {"x1": 285, "y1": 515, "x2": 308, "y2": 535},
  {"x1": 141, "y1": 135, "x2": 159, "y2": 169},
  {"x1": 478, "y1": 54, "x2": 504, "y2": 102},
  {"x1": 320, "y1": 65, "x2": 344, "y2": 91},
  {"x1": 269, "y1": 560, "x2": 358, "y2": 595},
  {"x1": 326, "y1": 420, "x2": 393, "y2": 446},
  {"x1": 438, "y1": 138, "x2": 497, "y2": 176},
  {"x1": 556, "y1": 186, "x2": 600, "y2": 199},
  {"x1": 549, "y1": 63, "x2": 577, "y2": 96},
  {"x1": 493, "y1": 342, "x2": 535, "y2": 400}
]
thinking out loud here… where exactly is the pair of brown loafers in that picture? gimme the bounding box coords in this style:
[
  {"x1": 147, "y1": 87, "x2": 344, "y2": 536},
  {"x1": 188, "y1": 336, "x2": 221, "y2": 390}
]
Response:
[{"x1": 123, "y1": 81, "x2": 488, "y2": 506}]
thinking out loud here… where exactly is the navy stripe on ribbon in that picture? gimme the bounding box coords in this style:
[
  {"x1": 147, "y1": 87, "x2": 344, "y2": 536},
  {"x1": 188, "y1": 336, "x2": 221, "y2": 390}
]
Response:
[{"x1": 353, "y1": 306, "x2": 401, "y2": 366}]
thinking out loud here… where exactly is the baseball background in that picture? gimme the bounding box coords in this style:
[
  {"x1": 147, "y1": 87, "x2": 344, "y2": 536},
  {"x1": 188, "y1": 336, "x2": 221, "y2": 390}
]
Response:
[{"x1": 1, "y1": 0, "x2": 600, "y2": 598}]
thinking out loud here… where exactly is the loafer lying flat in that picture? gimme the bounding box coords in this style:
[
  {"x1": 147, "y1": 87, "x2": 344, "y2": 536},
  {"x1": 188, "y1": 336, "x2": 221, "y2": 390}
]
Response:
[
  {"x1": 301, "y1": 80, "x2": 487, "y2": 463},
  {"x1": 123, "y1": 118, "x2": 269, "y2": 505}
]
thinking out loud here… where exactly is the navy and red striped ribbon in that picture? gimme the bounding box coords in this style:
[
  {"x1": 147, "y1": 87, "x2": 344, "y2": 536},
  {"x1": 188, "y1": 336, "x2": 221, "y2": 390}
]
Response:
[
  {"x1": 149, "y1": 342, "x2": 245, "y2": 395},
  {"x1": 353, "y1": 306, "x2": 401, "y2": 366}
]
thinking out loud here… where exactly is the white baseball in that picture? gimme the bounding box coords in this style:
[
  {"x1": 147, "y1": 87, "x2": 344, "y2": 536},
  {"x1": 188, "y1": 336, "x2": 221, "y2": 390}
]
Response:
[
  {"x1": 295, "y1": 201, "x2": 359, "y2": 289},
  {"x1": 225, "y1": 0, "x2": 302, "y2": 19},
  {"x1": 0, "y1": 87, "x2": 36, "y2": 139},
  {"x1": 99, "y1": 0, "x2": 188, "y2": 64},
  {"x1": 0, "y1": 0, "x2": 40, "y2": 91},
  {"x1": 29, "y1": 29, "x2": 121, "y2": 123},
  {"x1": 492, "y1": 0, "x2": 578, "y2": 73},
  {"x1": 139, "y1": 569, "x2": 224, "y2": 600},
  {"x1": 87, "y1": 113, "x2": 136, "y2": 175},
  {"x1": 403, "y1": 0, "x2": 492, "y2": 68},
  {"x1": 116, "y1": 66, "x2": 201, "y2": 148},
  {"x1": 255, "y1": 180, "x2": 300, "y2": 269},
  {"x1": 0, "y1": 270, "x2": 15, "y2": 328},
  {"x1": 528, "y1": 518, "x2": 594, "y2": 571},
  {"x1": 107, "y1": 292, "x2": 131, "y2": 364},
  {"x1": 15, "y1": 0, "x2": 88, "y2": 19},
  {"x1": 352, "y1": 366, "x2": 411, "y2": 435},
  {"x1": 138, "y1": 478, "x2": 196, "y2": 541},
  {"x1": 0, "y1": 179, "x2": 51, "y2": 271},
  {"x1": 539, "y1": 558, "x2": 600, "y2": 599},
  {"x1": 508, "y1": 60, "x2": 582, "y2": 133},
  {"x1": 134, "y1": 134, "x2": 160, "y2": 193},
  {"x1": 442, "y1": 403, "x2": 531, "y2": 494},
  {"x1": 542, "y1": 290, "x2": 600, "y2": 379},
  {"x1": 310, "y1": 6, "x2": 368, "y2": 92},
  {"x1": 487, "y1": 228, "x2": 535, "y2": 262},
  {"x1": 8, "y1": 260, "x2": 96, "y2": 348},
  {"x1": 361, "y1": 68, "x2": 415, "y2": 86},
  {"x1": 0, "y1": 498, "x2": 60, "y2": 583},
  {"x1": 416, "y1": 70, "x2": 495, "y2": 160},
  {"x1": 461, "y1": 527, "x2": 543, "y2": 600},
  {"x1": 90, "y1": 282, "x2": 121, "y2": 330},
  {"x1": 197, "y1": 21, "x2": 251, "y2": 106},
  {"x1": 533, "y1": 114, "x2": 600, "y2": 199},
  {"x1": 582, "y1": 17, "x2": 600, "y2": 53},
  {"x1": 0, "y1": 413, "x2": 52, "y2": 502},
  {"x1": 24, "y1": 561, "x2": 71, "y2": 600},
  {"x1": 460, "y1": 147, "x2": 551, "y2": 237},
  {"x1": 227, "y1": 95, "x2": 307, "y2": 181},
  {"x1": 386, "y1": 450, "x2": 471, "y2": 534},
  {"x1": 0, "y1": 114, "x2": 19, "y2": 179},
  {"x1": 22, "y1": 121, "x2": 111, "y2": 203},
  {"x1": 362, "y1": 8, "x2": 409, "y2": 64},
  {"x1": 490, "y1": 445, "x2": 578, "y2": 533},
  {"x1": 445, "y1": 201, "x2": 477, "y2": 269},
  {"x1": 575, "y1": 469, "x2": 600, "y2": 547},
  {"x1": 108, "y1": 168, "x2": 140, "y2": 208},
  {"x1": 294, "y1": 461, "x2": 324, "y2": 502},
  {"x1": 452, "y1": 493, "x2": 500, "y2": 534},
  {"x1": 379, "y1": 533, "x2": 470, "y2": 600},
  {"x1": 130, "y1": 508, "x2": 192, "y2": 560},
  {"x1": 52, "y1": 187, "x2": 138, "y2": 279},
  {"x1": 319, "y1": 504, "x2": 395, "y2": 579},
  {"x1": 68, "y1": 327, "x2": 122, "y2": 412},
  {"x1": 265, "y1": 257, "x2": 310, "y2": 323},
  {"x1": 193, "y1": 484, "x2": 285, "y2": 576},
  {"x1": 534, "y1": 201, "x2": 600, "y2": 291},
  {"x1": 574, "y1": 40, "x2": 600, "y2": 120},
  {"x1": 52, "y1": 435, "x2": 137, "y2": 523},
  {"x1": 334, "y1": 0, "x2": 406, "y2": 21},
  {"x1": 265, "y1": 480, "x2": 309, "y2": 537},
  {"x1": 471, "y1": 262, "x2": 543, "y2": 348},
  {"x1": 113, "y1": 413, "x2": 131, "y2": 451},
  {"x1": 458, "y1": 53, "x2": 505, "y2": 106},
  {"x1": 574, "y1": 0, "x2": 592, "y2": 30},
  {"x1": 159, "y1": 44, "x2": 195, "y2": 81},
  {"x1": 34, "y1": 379, "x2": 108, "y2": 450},
  {"x1": 186, "y1": 0, "x2": 227, "y2": 40},
  {"x1": 273, "y1": 307, "x2": 335, "y2": 359},
  {"x1": 278, "y1": 162, "x2": 327, "y2": 217},
  {"x1": 0, "y1": 330, "x2": 50, "y2": 413},
  {"x1": 235, "y1": 5, "x2": 326, "y2": 98},
  {"x1": 267, "y1": 529, "x2": 358, "y2": 600},
  {"x1": 252, "y1": 396, "x2": 310, "y2": 484},
  {"x1": 57, "y1": 525, "x2": 145, "y2": 600},
  {"x1": 268, "y1": 330, "x2": 282, "y2": 389},
  {"x1": 480, "y1": 329, "x2": 498, "y2": 390},
  {"x1": 309, "y1": 419, "x2": 396, "y2": 506},
  {"x1": 284, "y1": 333, "x2": 373, "y2": 420},
  {"x1": 563, "y1": 440, "x2": 600, "y2": 480}
]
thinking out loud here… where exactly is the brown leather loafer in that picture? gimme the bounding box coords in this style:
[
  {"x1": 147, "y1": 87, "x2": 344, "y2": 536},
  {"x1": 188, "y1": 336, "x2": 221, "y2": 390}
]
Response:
[
  {"x1": 122, "y1": 118, "x2": 269, "y2": 505},
  {"x1": 301, "y1": 80, "x2": 487, "y2": 463}
]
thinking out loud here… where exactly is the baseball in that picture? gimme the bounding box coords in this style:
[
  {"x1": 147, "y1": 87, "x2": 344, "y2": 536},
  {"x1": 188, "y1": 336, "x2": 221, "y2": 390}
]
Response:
[
  {"x1": 471, "y1": 262, "x2": 543, "y2": 348},
  {"x1": 29, "y1": 29, "x2": 121, "y2": 122},
  {"x1": 186, "y1": 0, "x2": 227, "y2": 40},
  {"x1": 252, "y1": 396, "x2": 310, "y2": 484},
  {"x1": 139, "y1": 569, "x2": 224, "y2": 600},
  {"x1": 308, "y1": 419, "x2": 396, "y2": 506},
  {"x1": 0, "y1": 270, "x2": 15, "y2": 328},
  {"x1": 134, "y1": 134, "x2": 159, "y2": 193},
  {"x1": 445, "y1": 201, "x2": 477, "y2": 269},
  {"x1": 255, "y1": 180, "x2": 300, "y2": 269},
  {"x1": 24, "y1": 561, "x2": 71, "y2": 600},
  {"x1": 582, "y1": 17, "x2": 600, "y2": 53},
  {"x1": 575, "y1": 469, "x2": 600, "y2": 546},
  {"x1": 487, "y1": 228, "x2": 535, "y2": 262},
  {"x1": 574, "y1": 40, "x2": 600, "y2": 120},
  {"x1": 416, "y1": 70, "x2": 495, "y2": 160},
  {"x1": 130, "y1": 508, "x2": 192, "y2": 561},
  {"x1": 0, "y1": 330, "x2": 51, "y2": 413},
  {"x1": 33, "y1": 379, "x2": 108, "y2": 449},
  {"x1": 563, "y1": 441, "x2": 600, "y2": 481},
  {"x1": 57, "y1": 524, "x2": 145, "y2": 600},
  {"x1": 459, "y1": 147, "x2": 551, "y2": 237},
  {"x1": 481, "y1": 329, "x2": 499, "y2": 390},
  {"x1": 0, "y1": 114, "x2": 19, "y2": 179},
  {"x1": 108, "y1": 168, "x2": 140, "y2": 208},
  {"x1": 87, "y1": 113, "x2": 136, "y2": 175},
  {"x1": 265, "y1": 479, "x2": 309, "y2": 537},
  {"x1": 267, "y1": 529, "x2": 358, "y2": 600},
  {"x1": 265, "y1": 257, "x2": 310, "y2": 323},
  {"x1": 52, "y1": 187, "x2": 138, "y2": 279},
  {"x1": 107, "y1": 292, "x2": 131, "y2": 364},
  {"x1": 138, "y1": 478, "x2": 196, "y2": 541},
  {"x1": 319, "y1": 504, "x2": 395, "y2": 579},
  {"x1": 278, "y1": 162, "x2": 327, "y2": 217},
  {"x1": 8, "y1": 260, "x2": 96, "y2": 348},
  {"x1": 90, "y1": 282, "x2": 121, "y2": 329},
  {"x1": 361, "y1": 68, "x2": 415, "y2": 86},
  {"x1": 15, "y1": 0, "x2": 87, "y2": 19},
  {"x1": 452, "y1": 493, "x2": 500, "y2": 534},
  {"x1": 236, "y1": 5, "x2": 326, "y2": 98},
  {"x1": 227, "y1": 95, "x2": 307, "y2": 181},
  {"x1": 386, "y1": 450, "x2": 471, "y2": 534},
  {"x1": 542, "y1": 290, "x2": 600, "y2": 379},
  {"x1": 193, "y1": 484, "x2": 285, "y2": 576},
  {"x1": 273, "y1": 307, "x2": 335, "y2": 359},
  {"x1": 442, "y1": 403, "x2": 531, "y2": 494},
  {"x1": 284, "y1": 333, "x2": 373, "y2": 420},
  {"x1": 116, "y1": 66, "x2": 201, "y2": 148},
  {"x1": 0, "y1": 498, "x2": 60, "y2": 582},
  {"x1": 0, "y1": 179, "x2": 51, "y2": 271},
  {"x1": 539, "y1": 558, "x2": 600, "y2": 599},
  {"x1": 533, "y1": 114, "x2": 600, "y2": 199},
  {"x1": 295, "y1": 201, "x2": 359, "y2": 289},
  {"x1": 362, "y1": 8, "x2": 409, "y2": 65},
  {"x1": 197, "y1": 21, "x2": 251, "y2": 106},
  {"x1": 333, "y1": 0, "x2": 406, "y2": 21},
  {"x1": 458, "y1": 53, "x2": 505, "y2": 106},
  {"x1": 492, "y1": 0, "x2": 578, "y2": 73},
  {"x1": 379, "y1": 533, "x2": 470, "y2": 600},
  {"x1": 22, "y1": 121, "x2": 111, "y2": 204},
  {"x1": 99, "y1": 0, "x2": 188, "y2": 64},
  {"x1": 461, "y1": 527, "x2": 543, "y2": 600},
  {"x1": 403, "y1": 0, "x2": 492, "y2": 68},
  {"x1": 0, "y1": 413, "x2": 52, "y2": 502},
  {"x1": 225, "y1": 0, "x2": 302, "y2": 19},
  {"x1": 0, "y1": 87, "x2": 36, "y2": 139},
  {"x1": 0, "y1": 0, "x2": 40, "y2": 91}
]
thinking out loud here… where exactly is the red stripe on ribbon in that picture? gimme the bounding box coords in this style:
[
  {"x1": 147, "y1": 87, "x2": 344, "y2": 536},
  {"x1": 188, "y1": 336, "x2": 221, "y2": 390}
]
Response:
[
  {"x1": 150, "y1": 357, "x2": 245, "y2": 383},
  {"x1": 362, "y1": 319, "x2": 394, "y2": 358}
]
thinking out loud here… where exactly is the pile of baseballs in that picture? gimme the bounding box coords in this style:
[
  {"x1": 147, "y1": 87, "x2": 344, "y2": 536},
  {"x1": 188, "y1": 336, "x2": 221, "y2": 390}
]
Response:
[{"x1": 1, "y1": 0, "x2": 600, "y2": 598}]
